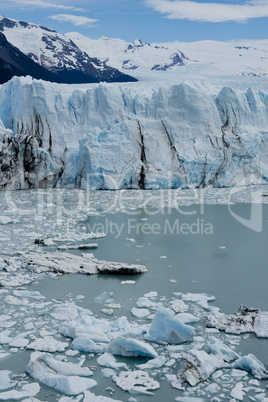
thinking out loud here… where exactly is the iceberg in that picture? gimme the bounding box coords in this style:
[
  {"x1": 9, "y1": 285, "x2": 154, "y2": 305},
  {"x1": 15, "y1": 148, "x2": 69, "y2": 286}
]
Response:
[
  {"x1": 26, "y1": 353, "x2": 97, "y2": 395},
  {"x1": 108, "y1": 336, "x2": 158, "y2": 358},
  {"x1": 146, "y1": 306, "x2": 195, "y2": 344},
  {"x1": 207, "y1": 305, "x2": 268, "y2": 337}
]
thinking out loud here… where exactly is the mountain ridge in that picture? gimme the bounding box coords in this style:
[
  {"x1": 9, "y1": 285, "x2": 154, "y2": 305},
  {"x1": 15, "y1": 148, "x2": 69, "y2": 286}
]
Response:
[{"x1": 0, "y1": 16, "x2": 137, "y2": 84}]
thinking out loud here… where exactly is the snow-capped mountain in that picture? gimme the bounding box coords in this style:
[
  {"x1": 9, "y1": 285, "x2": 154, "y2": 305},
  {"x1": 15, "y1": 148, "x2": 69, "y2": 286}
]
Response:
[
  {"x1": 0, "y1": 76, "x2": 267, "y2": 190},
  {"x1": 0, "y1": 32, "x2": 70, "y2": 84},
  {"x1": 0, "y1": 16, "x2": 136, "y2": 84},
  {"x1": 67, "y1": 32, "x2": 268, "y2": 79}
]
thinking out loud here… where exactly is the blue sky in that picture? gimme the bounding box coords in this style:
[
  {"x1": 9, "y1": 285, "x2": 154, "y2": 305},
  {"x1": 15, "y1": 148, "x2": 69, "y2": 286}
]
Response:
[{"x1": 1, "y1": 0, "x2": 268, "y2": 43}]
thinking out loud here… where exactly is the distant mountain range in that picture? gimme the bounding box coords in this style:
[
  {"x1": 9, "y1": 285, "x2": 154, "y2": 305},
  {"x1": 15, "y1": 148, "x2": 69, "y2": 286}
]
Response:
[
  {"x1": 0, "y1": 16, "x2": 137, "y2": 84},
  {"x1": 67, "y1": 33, "x2": 268, "y2": 78},
  {"x1": 0, "y1": 15, "x2": 268, "y2": 86}
]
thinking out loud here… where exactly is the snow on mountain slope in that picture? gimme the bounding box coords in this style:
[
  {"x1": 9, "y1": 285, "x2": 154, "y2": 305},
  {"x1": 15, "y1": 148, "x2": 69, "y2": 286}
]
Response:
[
  {"x1": 0, "y1": 16, "x2": 136, "y2": 84},
  {"x1": 66, "y1": 32, "x2": 268, "y2": 79},
  {"x1": 0, "y1": 76, "x2": 267, "y2": 190}
]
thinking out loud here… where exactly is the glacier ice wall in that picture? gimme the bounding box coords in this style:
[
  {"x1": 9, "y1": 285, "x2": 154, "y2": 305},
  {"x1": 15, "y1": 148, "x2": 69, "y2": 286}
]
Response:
[{"x1": 0, "y1": 76, "x2": 267, "y2": 190}]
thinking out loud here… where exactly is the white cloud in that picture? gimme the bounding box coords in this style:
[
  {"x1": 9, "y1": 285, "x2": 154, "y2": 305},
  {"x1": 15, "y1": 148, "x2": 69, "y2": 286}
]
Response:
[
  {"x1": 49, "y1": 14, "x2": 98, "y2": 26},
  {"x1": 145, "y1": 0, "x2": 268, "y2": 22},
  {"x1": 6, "y1": 0, "x2": 85, "y2": 12}
]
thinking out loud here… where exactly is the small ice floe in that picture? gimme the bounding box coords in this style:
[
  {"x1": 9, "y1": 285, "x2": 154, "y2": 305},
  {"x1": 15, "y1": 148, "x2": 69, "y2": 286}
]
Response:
[
  {"x1": 181, "y1": 293, "x2": 216, "y2": 311},
  {"x1": 144, "y1": 291, "x2": 158, "y2": 298},
  {"x1": 0, "y1": 383, "x2": 40, "y2": 400},
  {"x1": 97, "y1": 352, "x2": 126, "y2": 369},
  {"x1": 58, "y1": 244, "x2": 99, "y2": 251},
  {"x1": 26, "y1": 352, "x2": 96, "y2": 395},
  {"x1": 53, "y1": 233, "x2": 106, "y2": 242},
  {"x1": 136, "y1": 297, "x2": 155, "y2": 308},
  {"x1": 50, "y1": 303, "x2": 93, "y2": 321},
  {"x1": 71, "y1": 338, "x2": 107, "y2": 354},
  {"x1": 145, "y1": 306, "x2": 195, "y2": 344},
  {"x1": 120, "y1": 281, "x2": 136, "y2": 285},
  {"x1": 108, "y1": 336, "x2": 158, "y2": 358},
  {"x1": 0, "y1": 216, "x2": 18, "y2": 225},
  {"x1": 27, "y1": 336, "x2": 69, "y2": 352},
  {"x1": 175, "y1": 313, "x2": 199, "y2": 324},
  {"x1": 112, "y1": 370, "x2": 160, "y2": 395},
  {"x1": 101, "y1": 309, "x2": 114, "y2": 316},
  {"x1": 0, "y1": 371, "x2": 13, "y2": 391},
  {"x1": 13, "y1": 290, "x2": 45, "y2": 300},
  {"x1": 34, "y1": 238, "x2": 55, "y2": 246},
  {"x1": 84, "y1": 390, "x2": 122, "y2": 402},
  {"x1": 175, "y1": 398, "x2": 205, "y2": 401},
  {"x1": 0, "y1": 252, "x2": 147, "y2": 277},
  {"x1": 231, "y1": 354, "x2": 268, "y2": 379},
  {"x1": 177, "y1": 337, "x2": 238, "y2": 386},
  {"x1": 207, "y1": 305, "x2": 268, "y2": 337},
  {"x1": 170, "y1": 299, "x2": 189, "y2": 313},
  {"x1": 136, "y1": 355, "x2": 166, "y2": 369},
  {"x1": 131, "y1": 308, "x2": 150, "y2": 319},
  {"x1": 230, "y1": 382, "x2": 245, "y2": 401},
  {"x1": 94, "y1": 291, "x2": 114, "y2": 303}
]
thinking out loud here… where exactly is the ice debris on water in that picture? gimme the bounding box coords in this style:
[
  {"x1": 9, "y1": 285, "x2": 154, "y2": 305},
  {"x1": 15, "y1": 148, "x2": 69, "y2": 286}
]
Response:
[
  {"x1": 26, "y1": 352, "x2": 96, "y2": 395},
  {"x1": 145, "y1": 306, "x2": 195, "y2": 344},
  {"x1": 207, "y1": 305, "x2": 268, "y2": 337}
]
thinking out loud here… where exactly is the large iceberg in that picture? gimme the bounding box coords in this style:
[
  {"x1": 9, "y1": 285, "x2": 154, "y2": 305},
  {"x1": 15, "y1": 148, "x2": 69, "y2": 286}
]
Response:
[{"x1": 0, "y1": 77, "x2": 267, "y2": 190}]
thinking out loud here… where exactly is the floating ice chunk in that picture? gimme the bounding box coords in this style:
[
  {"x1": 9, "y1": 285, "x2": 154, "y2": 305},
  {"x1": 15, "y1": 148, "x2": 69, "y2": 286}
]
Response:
[
  {"x1": 175, "y1": 313, "x2": 199, "y2": 324},
  {"x1": 97, "y1": 353, "x2": 126, "y2": 369},
  {"x1": 27, "y1": 336, "x2": 69, "y2": 352},
  {"x1": 136, "y1": 355, "x2": 166, "y2": 369},
  {"x1": 136, "y1": 297, "x2": 155, "y2": 308},
  {"x1": 104, "y1": 304, "x2": 121, "y2": 309},
  {"x1": 108, "y1": 336, "x2": 158, "y2": 358},
  {"x1": 208, "y1": 337, "x2": 238, "y2": 362},
  {"x1": 101, "y1": 368, "x2": 116, "y2": 378},
  {"x1": 181, "y1": 293, "x2": 216, "y2": 310},
  {"x1": 178, "y1": 337, "x2": 238, "y2": 386},
  {"x1": 170, "y1": 300, "x2": 189, "y2": 313},
  {"x1": 13, "y1": 290, "x2": 45, "y2": 300},
  {"x1": 0, "y1": 371, "x2": 12, "y2": 391},
  {"x1": 97, "y1": 259, "x2": 147, "y2": 274},
  {"x1": 101, "y1": 309, "x2": 114, "y2": 316},
  {"x1": 131, "y1": 308, "x2": 150, "y2": 318},
  {"x1": 26, "y1": 353, "x2": 96, "y2": 396},
  {"x1": 94, "y1": 292, "x2": 114, "y2": 303},
  {"x1": 207, "y1": 306, "x2": 268, "y2": 337},
  {"x1": 4, "y1": 295, "x2": 29, "y2": 305},
  {"x1": 205, "y1": 383, "x2": 220, "y2": 394},
  {"x1": 58, "y1": 244, "x2": 99, "y2": 250},
  {"x1": 146, "y1": 306, "x2": 194, "y2": 344},
  {"x1": 112, "y1": 370, "x2": 160, "y2": 395},
  {"x1": 144, "y1": 292, "x2": 158, "y2": 298},
  {"x1": 231, "y1": 354, "x2": 268, "y2": 379},
  {"x1": 51, "y1": 303, "x2": 93, "y2": 321},
  {"x1": 9, "y1": 337, "x2": 29, "y2": 348},
  {"x1": 0, "y1": 217, "x2": 18, "y2": 225},
  {"x1": 71, "y1": 338, "x2": 107, "y2": 354},
  {"x1": 84, "y1": 390, "x2": 122, "y2": 401},
  {"x1": 0, "y1": 383, "x2": 40, "y2": 400},
  {"x1": 178, "y1": 349, "x2": 224, "y2": 386},
  {"x1": 175, "y1": 398, "x2": 205, "y2": 401},
  {"x1": 230, "y1": 382, "x2": 245, "y2": 401}
]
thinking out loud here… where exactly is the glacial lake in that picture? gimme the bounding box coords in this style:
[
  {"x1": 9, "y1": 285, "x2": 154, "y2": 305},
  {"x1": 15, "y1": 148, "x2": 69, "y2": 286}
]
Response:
[{"x1": 0, "y1": 187, "x2": 267, "y2": 401}]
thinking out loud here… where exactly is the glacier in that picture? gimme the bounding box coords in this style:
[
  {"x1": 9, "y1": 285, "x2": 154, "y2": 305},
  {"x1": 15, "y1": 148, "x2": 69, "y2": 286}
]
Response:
[{"x1": 0, "y1": 76, "x2": 268, "y2": 190}]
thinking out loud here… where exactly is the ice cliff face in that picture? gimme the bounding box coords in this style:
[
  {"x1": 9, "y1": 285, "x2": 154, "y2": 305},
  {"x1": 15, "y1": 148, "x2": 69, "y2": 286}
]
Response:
[{"x1": 0, "y1": 76, "x2": 267, "y2": 190}]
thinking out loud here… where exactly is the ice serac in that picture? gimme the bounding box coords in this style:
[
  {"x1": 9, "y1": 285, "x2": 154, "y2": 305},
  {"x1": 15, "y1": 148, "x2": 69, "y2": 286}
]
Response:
[{"x1": 0, "y1": 77, "x2": 268, "y2": 190}]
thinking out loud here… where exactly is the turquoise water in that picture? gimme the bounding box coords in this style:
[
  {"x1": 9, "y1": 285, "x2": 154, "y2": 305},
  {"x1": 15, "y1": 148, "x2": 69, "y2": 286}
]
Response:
[{"x1": 0, "y1": 188, "x2": 267, "y2": 401}]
